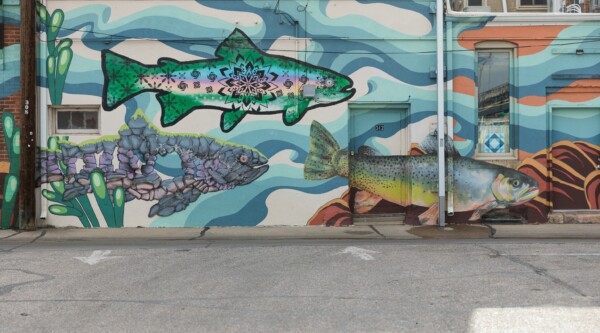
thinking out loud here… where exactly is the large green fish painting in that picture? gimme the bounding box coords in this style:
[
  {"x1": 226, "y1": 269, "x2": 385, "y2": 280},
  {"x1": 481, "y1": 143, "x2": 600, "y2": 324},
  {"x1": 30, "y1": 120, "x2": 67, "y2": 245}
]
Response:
[
  {"x1": 102, "y1": 29, "x2": 355, "y2": 132},
  {"x1": 304, "y1": 121, "x2": 539, "y2": 224}
]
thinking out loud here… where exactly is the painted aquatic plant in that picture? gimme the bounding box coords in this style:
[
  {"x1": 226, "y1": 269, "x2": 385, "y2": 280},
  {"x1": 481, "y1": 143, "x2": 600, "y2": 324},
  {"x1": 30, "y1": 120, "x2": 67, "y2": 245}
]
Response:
[
  {"x1": 36, "y1": 2, "x2": 73, "y2": 105},
  {"x1": 42, "y1": 136, "x2": 101, "y2": 228},
  {"x1": 1, "y1": 113, "x2": 20, "y2": 229},
  {"x1": 42, "y1": 137, "x2": 126, "y2": 228},
  {"x1": 90, "y1": 171, "x2": 125, "y2": 228},
  {"x1": 42, "y1": 136, "x2": 126, "y2": 228}
]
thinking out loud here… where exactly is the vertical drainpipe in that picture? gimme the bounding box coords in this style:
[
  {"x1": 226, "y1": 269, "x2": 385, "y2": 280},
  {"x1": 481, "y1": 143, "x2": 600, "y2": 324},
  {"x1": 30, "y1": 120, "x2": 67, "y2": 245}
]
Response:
[
  {"x1": 445, "y1": 20, "x2": 454, "y2": 218},
  {"x1": 436, "y1": 0, "x2": 446, "y2": 226}
]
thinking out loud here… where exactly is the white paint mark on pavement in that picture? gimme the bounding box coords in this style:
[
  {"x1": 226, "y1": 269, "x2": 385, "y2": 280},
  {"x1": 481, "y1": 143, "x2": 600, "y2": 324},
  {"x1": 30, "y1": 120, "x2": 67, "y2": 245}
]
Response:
[
  {"x1": 469, "y1": 307, "x2": 600, "y2": 333},
  {"x1": 503, "y1": 253, "x2": 600, "y2": 256},
  {"x1": 339, "y1": 246, "x2": 379, "y2": 261},
  {"x1": 74, "y1": 250, "x2": 121, "y2": 265}
]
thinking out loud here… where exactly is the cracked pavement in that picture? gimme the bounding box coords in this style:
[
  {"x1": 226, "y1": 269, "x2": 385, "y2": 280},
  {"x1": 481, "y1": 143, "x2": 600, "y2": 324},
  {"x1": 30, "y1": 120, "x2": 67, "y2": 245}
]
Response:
[{"x1": 1, "y1": 233, "x2": 600, "y2": 332}]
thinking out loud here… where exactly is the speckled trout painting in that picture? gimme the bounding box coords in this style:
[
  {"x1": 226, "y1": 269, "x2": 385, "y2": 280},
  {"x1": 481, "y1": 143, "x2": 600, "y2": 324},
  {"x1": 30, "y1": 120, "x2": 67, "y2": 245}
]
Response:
[
  {"x1": 102, "y1": 29, "x2": 355, "y2": 132},
  {"x1": 304, "y1": 121, "x2": 539, "y2": 224}
]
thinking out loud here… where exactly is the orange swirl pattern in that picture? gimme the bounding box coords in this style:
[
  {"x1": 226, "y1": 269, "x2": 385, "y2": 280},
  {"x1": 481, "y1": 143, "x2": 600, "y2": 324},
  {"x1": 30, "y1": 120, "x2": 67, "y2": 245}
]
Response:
[{"x1": 513, "y1": 141, "x2": 600, "y2": 222}]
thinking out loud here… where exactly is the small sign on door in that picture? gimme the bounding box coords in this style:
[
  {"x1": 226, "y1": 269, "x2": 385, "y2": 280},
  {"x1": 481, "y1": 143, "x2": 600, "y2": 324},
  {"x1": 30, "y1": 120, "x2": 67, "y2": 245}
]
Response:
[{"x1": 374, "y1": 124, "x2": 384, "y2": 131}]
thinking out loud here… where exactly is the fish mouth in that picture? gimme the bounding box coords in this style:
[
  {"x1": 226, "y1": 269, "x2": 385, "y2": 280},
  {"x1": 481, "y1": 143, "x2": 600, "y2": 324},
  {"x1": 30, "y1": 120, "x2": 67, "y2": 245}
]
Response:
[
  {"x1": 342, "y1": 85, "x2": 356, "y2": 97},
  {"x1": 239, "y1": 164, "x2": 269, "y2": 185},
  {"x1": 513, "y1": 187, "x2": 540, "y2": 206},
  {"x1": 314, "y1": 85, "x2": 356, "y2": 104}
]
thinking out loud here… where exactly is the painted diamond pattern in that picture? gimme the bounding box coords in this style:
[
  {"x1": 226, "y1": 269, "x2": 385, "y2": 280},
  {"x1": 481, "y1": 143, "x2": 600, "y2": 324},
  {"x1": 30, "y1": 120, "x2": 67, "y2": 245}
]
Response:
[{"x1": 484, "y1": 133, "x2": 505, "y2": 153}]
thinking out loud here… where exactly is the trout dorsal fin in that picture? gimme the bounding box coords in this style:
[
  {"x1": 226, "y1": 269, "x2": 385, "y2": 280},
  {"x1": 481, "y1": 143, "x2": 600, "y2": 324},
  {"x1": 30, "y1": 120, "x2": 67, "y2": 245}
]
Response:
[
  {"x1": 419, "y1": 130, "x2": 461, "y2": 156},
  {"x1": 358, "y1": 146, "x2": 382, "y2": 156},
  {"x1": 215, "y1": 29, "x2": 260, "y2": 60}
]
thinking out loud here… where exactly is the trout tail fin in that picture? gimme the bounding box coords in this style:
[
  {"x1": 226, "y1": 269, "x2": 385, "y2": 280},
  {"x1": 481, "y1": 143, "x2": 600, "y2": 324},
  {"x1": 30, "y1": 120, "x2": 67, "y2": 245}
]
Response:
[
  {"x1": 304, "y1": 121, "x2": 341, "y2": 180},
  {"x1": 101, "y1": 50, "x2": 149, "y2": 110}
]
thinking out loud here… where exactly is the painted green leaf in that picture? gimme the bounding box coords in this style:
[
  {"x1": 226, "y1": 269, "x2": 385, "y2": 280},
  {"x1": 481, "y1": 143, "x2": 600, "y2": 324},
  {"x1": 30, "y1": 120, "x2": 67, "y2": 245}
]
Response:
[
  {"x1": 42, "y1": 189, "x2": 58, "y2": 201},
  {"x1": 91, "y1": 171, "x2": 116, "y2": 227},
  {"x1": 47, "y1": 136, "x2": 59, "y2": 150},
  {"x1": 50, "y1": 180, "x2": 65, "y2": 194},
  {"x1": 56, "y1": 39, "x2": 73, "y2": 54},
  {"x1": 1, "y1": 174, "x2": 18, "y2": 229},
  {"x1": 49, "y1": 9, "x2": 64, "y2": 34},
  {"x1": 3, "y1": 175, "x2": 18, "y2": 203},
  {"x1": 36, "y1": 2, "x2": 50, "y2": 27},
  {"x1": 2, "y1": 113, "x2": 14, "y2": 140},
  {"x1": 42, "y1": 189, "x2": 69, "y2": 206},
  {"x1": 91, "y1": 172, "x2": 107, "y2": 199},
  {"x1": 113, "y1": 187, "x2": 125, "y2": 228},
  {"x1": 57, "y1": 48, "x2": 73, "y2": 76},
  {"x1": 49, "y1": 205, "x2": 82, "y2": 217},
  {"x1": 47, "y1": 55, "x2": 57, "y2": 104},
  {"x1": 47, "y1": 55, "x2": 56, "y2": 74},
  {"x1": 12, "y1": 129, "x2": 20, "y2": 157}
]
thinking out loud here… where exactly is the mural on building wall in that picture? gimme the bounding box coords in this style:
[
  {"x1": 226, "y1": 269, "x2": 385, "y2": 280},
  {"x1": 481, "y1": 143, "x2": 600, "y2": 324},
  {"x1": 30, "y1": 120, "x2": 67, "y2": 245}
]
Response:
[
  {"x1": 449, "y1": 20, "x2": 600, "y2": 223},
  {"x1": 1, "y1": 113, "x2": 20, "y2": 229},
  {"x1": 304, "y1": 121, "x2": 539, "y2": 225},
  {"x1": 33, "y1": 1, "x2": 447, "y2": 227},
  {"x1": 36, "y1": 2, "x2": 73, "y2": 105},
  {"x1": 0, "y1": 2, "x2": 21, "y2": 229},
  {"x1": 512, "y1": 141, "x2": 600, "y2": 222},
  {"x1": 102, "y1": 29, "x2": 355, "y2": 132},
  {"x1": 35, "y1": 1, "x2": 599, "y2": 227},
  {"x1": 40, "y1": 110, "x2": 269, "y2": 227}
]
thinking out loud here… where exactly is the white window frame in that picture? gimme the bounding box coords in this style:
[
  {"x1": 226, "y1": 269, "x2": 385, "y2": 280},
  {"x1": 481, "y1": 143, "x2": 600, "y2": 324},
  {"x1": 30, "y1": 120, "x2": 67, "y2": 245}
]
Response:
[
  {"x1": 49, "y1": 105, "x2": 101, "y2": 135},
  {"x1": 474, "y1": 42, "x2": 518, "y2": 161}
]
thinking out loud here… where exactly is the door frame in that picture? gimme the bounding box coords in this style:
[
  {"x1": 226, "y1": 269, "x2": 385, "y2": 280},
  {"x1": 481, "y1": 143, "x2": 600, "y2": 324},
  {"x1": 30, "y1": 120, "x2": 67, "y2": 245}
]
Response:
[
  {"x1": 347, "y1": 102, "x2": 411, "y2": 215},
  {"x1": 348, "y1": 102, "x2": 411, "y2": 155}
]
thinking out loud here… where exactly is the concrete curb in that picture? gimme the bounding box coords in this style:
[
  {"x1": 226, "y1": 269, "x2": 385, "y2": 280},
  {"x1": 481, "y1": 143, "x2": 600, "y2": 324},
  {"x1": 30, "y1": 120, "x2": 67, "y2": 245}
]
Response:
[
  {"x1": 491, "y1": 224, "x2": 600, "y2": 239},
  {"x1": 3, "y1": 224, "x2": 600, "y2": 241},
  {"x1": 0, "y1": 226, "x2": 420, "y2": 241}
]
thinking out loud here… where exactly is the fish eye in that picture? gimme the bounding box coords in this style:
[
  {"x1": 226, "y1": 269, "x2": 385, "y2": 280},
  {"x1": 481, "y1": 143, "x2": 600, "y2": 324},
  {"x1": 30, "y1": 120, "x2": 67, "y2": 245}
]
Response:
[
  {"x1": 238, "y1": 154, "x2": 249, "y2": 164},
  {"x1": 511, "y1": 179, "x2": 521, "y2": 187},
  {"x1": 325, "y1": 78, "x2": 335, "y2": 87}
]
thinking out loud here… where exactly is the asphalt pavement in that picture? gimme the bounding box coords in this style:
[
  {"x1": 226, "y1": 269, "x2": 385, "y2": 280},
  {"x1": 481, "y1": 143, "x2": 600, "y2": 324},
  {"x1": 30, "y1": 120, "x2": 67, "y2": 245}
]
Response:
[{"x1": 2, "y1": 224, "x2": 600, "y2": 332}]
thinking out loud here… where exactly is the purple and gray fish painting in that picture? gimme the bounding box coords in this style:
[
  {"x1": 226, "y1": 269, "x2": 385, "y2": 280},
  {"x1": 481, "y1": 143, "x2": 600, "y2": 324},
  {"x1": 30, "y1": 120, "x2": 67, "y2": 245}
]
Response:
[{"x1": 39, "y1": 110, "x2": 269, "y2": 219}]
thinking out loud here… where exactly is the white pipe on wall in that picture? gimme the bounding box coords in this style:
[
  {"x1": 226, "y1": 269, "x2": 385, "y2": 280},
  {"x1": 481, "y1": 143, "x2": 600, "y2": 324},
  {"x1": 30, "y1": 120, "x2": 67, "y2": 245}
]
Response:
[
  {"x1": 445, "y1": 21, "x2": 454, "y2": 217},
  {"x1": 436, "y1": 0, "x2": 446, "y2": 226}
]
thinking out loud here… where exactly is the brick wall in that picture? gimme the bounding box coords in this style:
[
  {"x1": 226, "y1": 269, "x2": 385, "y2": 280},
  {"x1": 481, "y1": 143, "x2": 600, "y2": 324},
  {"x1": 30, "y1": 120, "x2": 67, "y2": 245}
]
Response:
[
  {"x1": 1, "y1": 23, "x2": 22, "y2": 163},
  {"x1": 3, "y1": 23, "x2": 20, "y2": 47},
  {"x1": 0, "y1": 94, "x2": 22, "y2": 163}
]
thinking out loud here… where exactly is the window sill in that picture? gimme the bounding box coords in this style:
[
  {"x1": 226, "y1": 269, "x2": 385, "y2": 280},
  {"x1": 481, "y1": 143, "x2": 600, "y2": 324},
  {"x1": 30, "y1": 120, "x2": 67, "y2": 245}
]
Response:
[{"x1": 473, "y1": 152, "x2": 518, "y2": 161}]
